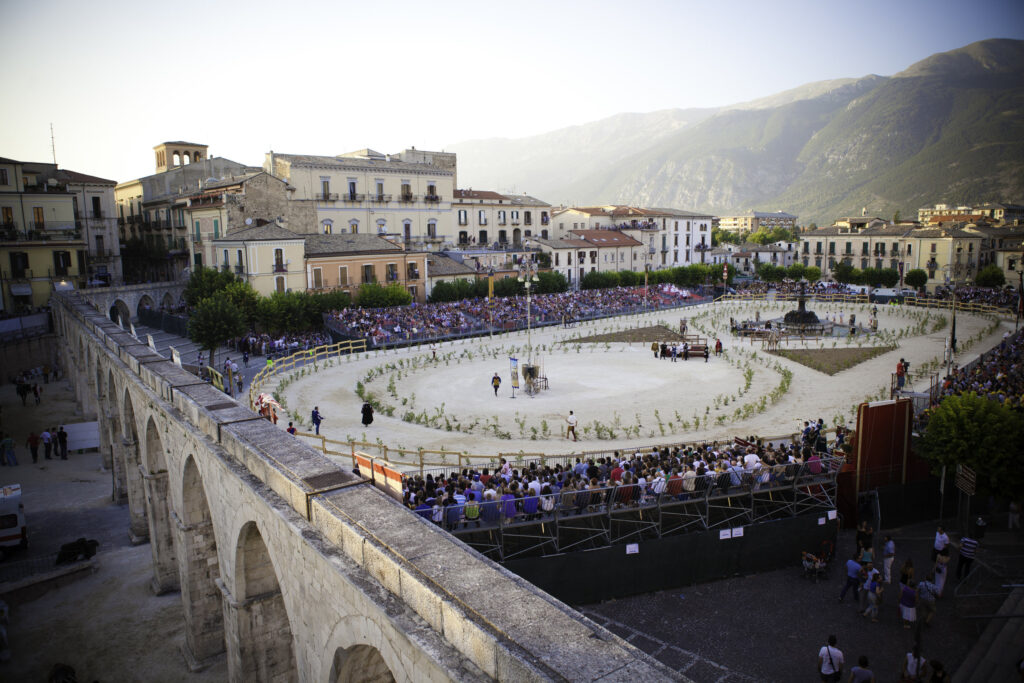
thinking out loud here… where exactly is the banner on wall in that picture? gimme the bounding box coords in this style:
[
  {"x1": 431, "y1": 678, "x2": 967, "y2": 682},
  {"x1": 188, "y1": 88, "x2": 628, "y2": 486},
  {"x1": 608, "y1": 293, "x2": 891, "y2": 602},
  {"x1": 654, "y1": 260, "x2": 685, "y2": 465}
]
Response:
[{"x1": 510, "y1": 356, "x2": 519, "y2": 389}]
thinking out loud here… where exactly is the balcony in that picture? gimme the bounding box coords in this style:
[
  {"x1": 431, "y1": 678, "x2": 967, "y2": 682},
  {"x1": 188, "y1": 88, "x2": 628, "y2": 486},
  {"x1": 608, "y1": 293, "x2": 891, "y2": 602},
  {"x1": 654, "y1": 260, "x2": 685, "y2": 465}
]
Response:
[
  {"x1": 399, "y1": 194, "x2": 416, "y2": 203},
  {"x1": 89, "y1": 249, "x2": 116, "y2": 262},
  {"x1": 423, "y1": 194, "x2": 441, "y2": 203},
  {"x1": 370, "y1": 194, "x2": 391, "y2": 203},
  {"x1": 342, "y1": 193, "x2": 365, "y2": 203},
  {"x1": 234, "y1": 265, "x2": 245, "y2": 274},
  {"x1": 316, "y1": 193, "x2": 339, "y2": 201},
  {"x1": 479, "y1": 218, "x2": 488, "y2": 226},
  {"x1": 273, "y1": 263, "x2": 287, "y2": 273},
  {"x1": 361, "y1": 276, "x2": 377, "y2": 284},
  {"x1": 407, "y1": 268, "x2": 421, "y2": 280},
  {"x1": 221, "y1": 264, "x2": 231, "y2": 273}
]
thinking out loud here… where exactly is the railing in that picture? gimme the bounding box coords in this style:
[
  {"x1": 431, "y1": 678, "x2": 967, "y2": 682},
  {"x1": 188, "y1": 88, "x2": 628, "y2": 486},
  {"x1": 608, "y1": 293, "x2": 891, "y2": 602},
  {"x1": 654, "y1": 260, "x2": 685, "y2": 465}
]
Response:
[
  {"x1": 424, "y1": 194, "x2": 441, "y2": 203},
  {"x1": 0, "y1": 227, "x2": 82, "y2": 242},
  {"x1": 247, "y1": 339, "x2": 369, "y2": 411},
  {"x1": 273, "y1": 264, "x2": 287, "y2": 273},
  {"x1": 343, "y1": 193, "x2": 365, "y2": 202},
  {"x1": 234, "y1": 265, "x2": 244, "y2": 274},
  {"x1": 316, "y1": 192, "x2": 339, "y2": 201},
  {"x1": 399, "y1": 194, "x2": 416, "y2": 202},
  {"x1": 370, "y1": 194, "x2": 391, "y2": 202}
]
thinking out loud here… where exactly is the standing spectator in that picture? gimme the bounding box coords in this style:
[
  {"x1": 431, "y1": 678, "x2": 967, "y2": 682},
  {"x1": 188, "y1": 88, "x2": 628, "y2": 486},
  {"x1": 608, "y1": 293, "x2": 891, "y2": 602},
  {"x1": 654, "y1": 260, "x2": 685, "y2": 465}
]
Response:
[
  {"x1": 0, "y1": 432, "x2": 16, "y2": 467},
  {"x1": 932, "y1": 526, "x2": 949, "y2": 561},
  {"x1": 311, "y1": 407, "x2": 323, "y2": 435},
  {"x1": 33, "y1": 384, "x2": 42, "y2": 405},
  {"x1": 917, "y1": 572, "x2": 940, "y2": 626},
  {"x1": 848, "y1": 655, "x2": 874, "y2": 682},
  {"x1": 933, "y1": 547, "x2": 950, "y2": 596},
  {"x1": 817, "y1": 634, "x2": 844, "y2": 682},
  {"x1": 882, "y1": 535, "x2": 896, "y2": 583},
  {"x1": 703, "y1": 345, "x2": 710, "y2": 362},
  {"x1": 1008, "y1": 500, "x2": 1020, "y2": 530},
  {"x1": 25, "y1": 432, "x2": 40, "y2": 464},
  {"x1": 57, "y1": 426, "x2": 68, "y2": 460},
  {"x1": 286, "y1": 422, "x2": 297, "y2": 435},
  {"x1": 40, "y1": 428, "x2": 53, "y2": 460},
  {"x1": 956, "y1": 533, "x2": 979, "y2": 580},
  {"x1": 242, "y1": 350, "x2": 249, "y2": 368},
  {"x1": 430, "y1": 342, "x2": 438, "y2": 360},
  {"x1": 650, "y1": 341, "x2": 659, "y2": 359},
  {"x1": 899, "y1": 580, "x2": 918, "y2": 629},
  {"x1": 901, "y1": 644, "x2": 929, "y2": 681},
  {"x1": 896, "y1": 358, "x2": 907, "y2": 389},
  {"x1": 491, "y1": 373, "x2": 501, "y2": 397},
  {"x1": 361, "y1": 401, "x2": 374, "y2": 427},
  {"x1": 565, "y1": 411, "x2": 578, "y2": 442}
]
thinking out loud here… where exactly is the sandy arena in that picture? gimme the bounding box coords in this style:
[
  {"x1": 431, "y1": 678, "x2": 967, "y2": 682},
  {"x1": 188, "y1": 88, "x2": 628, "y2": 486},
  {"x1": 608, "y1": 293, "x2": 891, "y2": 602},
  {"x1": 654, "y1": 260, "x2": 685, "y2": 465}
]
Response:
[{"x1": 281, "y1": 300, "x2": 1010, "y2": 459}]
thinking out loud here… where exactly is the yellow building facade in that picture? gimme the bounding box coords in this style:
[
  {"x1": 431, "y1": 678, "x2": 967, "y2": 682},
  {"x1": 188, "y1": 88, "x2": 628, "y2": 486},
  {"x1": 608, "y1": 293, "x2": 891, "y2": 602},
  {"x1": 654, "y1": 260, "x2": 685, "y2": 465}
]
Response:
[{"x1": 212, "y1": 224, "x2": 306, "y2": 296}]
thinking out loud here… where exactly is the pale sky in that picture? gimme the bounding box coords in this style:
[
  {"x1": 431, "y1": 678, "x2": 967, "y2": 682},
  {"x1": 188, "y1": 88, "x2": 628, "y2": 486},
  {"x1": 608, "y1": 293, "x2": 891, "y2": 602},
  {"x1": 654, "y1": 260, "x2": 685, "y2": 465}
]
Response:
[{"x1": 1, "y1": 0, "x2": 1022, "y2": 184}]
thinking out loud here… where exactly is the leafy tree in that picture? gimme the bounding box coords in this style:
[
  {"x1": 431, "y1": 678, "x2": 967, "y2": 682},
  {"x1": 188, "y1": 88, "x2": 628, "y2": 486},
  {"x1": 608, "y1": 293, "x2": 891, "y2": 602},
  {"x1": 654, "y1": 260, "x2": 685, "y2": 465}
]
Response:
[
  {"x1": 493, "y1": 276, "x2": 523, "y2": 297},
  {"x1": 786, "y1": 263, "x2": 807, "y2": 280},
  {"x1": 755, "y1": 262, "x2": 786, "y2": 282},
  {"x1": 974, "y1": 264, "x2": 1006, "y2": 288},
  {"x1": 832, "y1": 262, "x2": 859, "y2": 284},
  {"x1": 905, "y1": 269, "x2": 928, "y2": 290},
  {"x1": 222, "y1": 281, "x2": 261, "y2": 328},
  {"x1": 536, "y1": 270, "x2": 568, "y2": 293},
  {"x1": 187, "y1": 295, "x2": 245, "y2": 370},
  {"x1": 712, "y1": 227, "x2": 742, "y2": 246},
  {"x1": 357, "y1": 282, "x2": 412, "y2": 308},
  {"x1": 618, "y1": 270, "x2": 641, "y2": 286},
  {"x1": 581, "y1": 271, "x2": 620, "y2": 290},
  {"x1": 184, "y1": 266, "x2": 238, "y2": 308},
  {"x1": 918, "y1": 392, "x2": 1024, "y2": 500},
  {"x1": 804, "y1": 266, "x2": 821, "y2": 282}
]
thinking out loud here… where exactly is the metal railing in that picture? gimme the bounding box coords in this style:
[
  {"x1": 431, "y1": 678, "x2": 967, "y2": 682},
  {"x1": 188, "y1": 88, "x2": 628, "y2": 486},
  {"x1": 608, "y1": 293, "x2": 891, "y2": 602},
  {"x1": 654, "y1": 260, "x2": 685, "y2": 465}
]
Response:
[{"x1": 247, "y1": 339, "x2": 369, "y2": 411}]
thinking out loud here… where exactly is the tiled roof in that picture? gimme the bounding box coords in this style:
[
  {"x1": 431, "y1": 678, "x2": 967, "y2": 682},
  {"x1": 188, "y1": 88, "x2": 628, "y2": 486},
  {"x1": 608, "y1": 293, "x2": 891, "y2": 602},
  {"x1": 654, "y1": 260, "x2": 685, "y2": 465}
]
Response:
[
  {"x1": 56, "y1": 169, "x2": 117, "y2": 185},
  {"x1": 427, "y1": 254, "x2": 477, "y2": 276},
  {"x1": 214, "y1": 224, "x2": 301, "y2": 242},
  {"x1": 158, "y1": 141, "x2": 206, "y2": 147},
  {"x1": 304, "y1": 233, "x2": 403, "y2": 256},
  {"x1": 273, "y1": 153, "x2": 452, "y2": 175},
  {"x1": 531, "y1": 237, "x2": 591, "y2": 249},
  {"x1": 454, "y1": 189, "x2": 507, "y2": 201},
  {"x1": 647, "y1": 207, "x2": 715, "y2": 218},
  {"x1": 503, "y1": 193, "x2": 551, "y2": 207},
  {"x1": 570, "y1": 230, "x2": 643, "y2": 247}
]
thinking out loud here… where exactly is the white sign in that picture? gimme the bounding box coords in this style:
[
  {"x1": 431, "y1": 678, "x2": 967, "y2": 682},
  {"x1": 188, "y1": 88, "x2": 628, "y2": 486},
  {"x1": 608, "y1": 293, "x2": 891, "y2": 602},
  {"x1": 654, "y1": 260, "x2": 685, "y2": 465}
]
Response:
[
  {"x1": 626, "y1": 543, "x2": 639, "y2": 555},
  {"x1": 818, "y1": 517, "x2": 826, "y2": 525},
  {"x1": 827, "y1": 510, "x2": 837, "y2": 520},
  {"x1": 719, "y1": 529, "x2": 732, "y2": 540},
  {"x1": 731, "y1": 527, "x2": 744, "y2": 538}
]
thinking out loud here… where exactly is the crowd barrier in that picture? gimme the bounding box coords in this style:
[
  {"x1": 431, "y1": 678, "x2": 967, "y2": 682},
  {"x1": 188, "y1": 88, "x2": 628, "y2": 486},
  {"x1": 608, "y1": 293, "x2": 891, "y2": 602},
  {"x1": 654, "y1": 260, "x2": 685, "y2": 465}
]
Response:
[
  {"x1": 246, "y1": 338, "x2": 368, "y2": 411},
  {"x1": 717, "y1": 291, "x2": 1015, "y2": 318}
]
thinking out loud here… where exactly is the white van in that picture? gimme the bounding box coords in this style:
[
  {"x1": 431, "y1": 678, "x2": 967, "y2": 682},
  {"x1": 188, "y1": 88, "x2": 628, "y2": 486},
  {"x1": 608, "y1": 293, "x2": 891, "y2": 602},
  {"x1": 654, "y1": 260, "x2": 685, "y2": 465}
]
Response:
[{"x1": 0, "y1": 485, "x2": 27, "y2": 559}]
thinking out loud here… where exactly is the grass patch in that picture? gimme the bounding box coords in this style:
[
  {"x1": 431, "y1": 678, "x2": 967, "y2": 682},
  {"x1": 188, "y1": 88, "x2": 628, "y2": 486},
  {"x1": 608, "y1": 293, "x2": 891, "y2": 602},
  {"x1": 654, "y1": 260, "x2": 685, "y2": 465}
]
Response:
[
  {"x1": 569, "y1": 325, "x2": 684, "y2": 344},
  {"x1": 767, "y1": 346, "x2": 895, "y2": 375}
]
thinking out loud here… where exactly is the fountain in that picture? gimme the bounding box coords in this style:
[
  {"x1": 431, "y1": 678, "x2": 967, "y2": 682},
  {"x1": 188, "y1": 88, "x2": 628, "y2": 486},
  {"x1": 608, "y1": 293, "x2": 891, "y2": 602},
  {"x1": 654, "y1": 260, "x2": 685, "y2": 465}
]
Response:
[{"x1": 783, "y1": 281, "x2": 823, "y2": 330}]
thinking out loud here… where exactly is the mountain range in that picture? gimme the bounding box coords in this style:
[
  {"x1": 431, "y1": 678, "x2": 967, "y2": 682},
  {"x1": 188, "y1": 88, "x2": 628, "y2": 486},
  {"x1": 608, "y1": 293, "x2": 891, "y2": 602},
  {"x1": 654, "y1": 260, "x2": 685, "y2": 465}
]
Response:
[{"x1": 448, "y1": 39, "x2": 1024, "y2": 226}]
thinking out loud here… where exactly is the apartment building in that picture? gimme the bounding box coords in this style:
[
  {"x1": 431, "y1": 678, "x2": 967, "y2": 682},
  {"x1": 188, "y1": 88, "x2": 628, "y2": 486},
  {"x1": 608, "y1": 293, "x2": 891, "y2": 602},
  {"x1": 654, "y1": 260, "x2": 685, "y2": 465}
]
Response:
[
  {"x1": 452, "y1": 189, "x2": 551, "y2": 247},
  {"x1": 304, "y1": 233, "x2": 428, "y2": 303},
  {"x1": 717, "y1": 210, "x2": 797, "y2": 233}
]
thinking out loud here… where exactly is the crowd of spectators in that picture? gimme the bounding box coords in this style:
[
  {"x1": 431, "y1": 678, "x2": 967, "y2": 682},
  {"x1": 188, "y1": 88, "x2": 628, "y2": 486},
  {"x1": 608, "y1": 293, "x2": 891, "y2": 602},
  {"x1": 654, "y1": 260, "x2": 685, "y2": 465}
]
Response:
[
  {"x1": 328, "y1": 285, "x2": 698, "y2": 345},
  {"x1": 936, "y1": 330, "x2": 1024, "y2": 410},
  {"x1": 230, "y1": 331, "x2": 333, "y2": 358},
  {"x1": 402, "y1": 428, "x2": 842, "y2": 529},
  {"x1": 916, "y1": 285, "x2": 1020, "y2": 310},
  {"x1": 733, "y1": 280, "x2": 859, "y2": 296}
]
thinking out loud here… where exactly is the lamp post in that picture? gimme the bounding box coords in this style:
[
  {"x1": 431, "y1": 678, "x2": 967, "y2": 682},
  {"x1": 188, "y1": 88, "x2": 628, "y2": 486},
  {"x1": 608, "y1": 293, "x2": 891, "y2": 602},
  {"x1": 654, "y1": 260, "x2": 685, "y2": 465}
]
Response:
[
  {"x1": 517, "y1": 250, "x2": 539, "y2": 366},
  {"x1": 644, "y1": 263, "x2": 651, "y2": 312},
  {"x1": 941, "y1": 243, "x2": 965, "y2": 379},
  {"x1": 487, "y1": 266, "x2": 495, "y2": 339}
]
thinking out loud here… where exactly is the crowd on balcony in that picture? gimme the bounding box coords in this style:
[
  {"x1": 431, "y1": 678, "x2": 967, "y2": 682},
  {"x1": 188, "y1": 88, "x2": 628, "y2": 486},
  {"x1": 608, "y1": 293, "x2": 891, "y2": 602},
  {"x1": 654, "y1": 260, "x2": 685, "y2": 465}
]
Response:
[{"x1": 402, "y1": 425, "x2": 842, "y2": 528}]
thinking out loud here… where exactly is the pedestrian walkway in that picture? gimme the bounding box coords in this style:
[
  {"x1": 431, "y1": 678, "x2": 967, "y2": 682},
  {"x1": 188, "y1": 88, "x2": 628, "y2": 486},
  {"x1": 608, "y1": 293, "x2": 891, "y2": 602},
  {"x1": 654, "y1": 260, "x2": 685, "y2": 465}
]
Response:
[{"x1": 129, "y1": 324, "x2": 259, "y2": 397}]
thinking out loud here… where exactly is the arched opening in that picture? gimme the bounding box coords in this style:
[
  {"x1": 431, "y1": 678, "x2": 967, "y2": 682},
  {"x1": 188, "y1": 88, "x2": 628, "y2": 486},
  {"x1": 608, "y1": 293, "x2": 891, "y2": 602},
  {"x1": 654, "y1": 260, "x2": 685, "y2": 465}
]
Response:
[
  {"x1": 182, "y1": 154, "x2": 191, "y2": 165},
  {"x1": 122, "y1": 389, "x2": 149, "y2": 542},
  {"x1": 109, "y1": 299, "x2": 131, "y2": 326},
  {"x1": 107, "y1": 370, "x2": 127, "y2": 504},
  {"x1": 330, "y1": 644, "x2": 394, "y2": 683},
  {"x1": 513, "y1": 228, "x2": 521, "y2": 245},
  {"x1": 230, "y1": 522, "x2": 296, "y2": 681},
  {"x1": 193, "y1": 151, "x2": 201, "y2": 163},
  {"x1": 161, "y1": 292, "x2": 175, "y2": 310},
  {"x1": 143, "y1": 416, "x2": 179, "y2": 594},
  {"x1": 137, "y1": 294, "x2": 155, "y2": 319},
  {"x1": 173, "y1": 152, "x2": 181, "y2": 167},
  {"x1": 178, "y1": 457, "x2": 224, "y2": 665}
]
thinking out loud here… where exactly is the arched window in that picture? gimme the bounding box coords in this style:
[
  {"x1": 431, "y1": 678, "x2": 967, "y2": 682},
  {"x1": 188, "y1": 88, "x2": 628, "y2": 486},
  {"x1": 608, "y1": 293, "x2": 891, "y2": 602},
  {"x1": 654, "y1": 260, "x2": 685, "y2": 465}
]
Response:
[
  {"x1": 276, "y1": 276, "x2": 285, "y2": 293},
  {"x1": 402, "y1": 220, "x2": 412, "y2": 241},
  {"x1": 376, "y1": 219, "x2": 387, "y2": 234},
  {"x1": 321, "y1": 220, "x2": 333, "y2": 235},
  {"x1": 172, "y1": 152, "x2": 181, "y2": 167}
]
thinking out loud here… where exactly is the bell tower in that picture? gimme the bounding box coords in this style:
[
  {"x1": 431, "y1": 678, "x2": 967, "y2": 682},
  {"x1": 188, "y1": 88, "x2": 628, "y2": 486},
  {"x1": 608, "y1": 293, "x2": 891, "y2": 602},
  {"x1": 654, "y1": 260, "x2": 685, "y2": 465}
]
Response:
[{"x1": 153, "y1": 141, "x2": 209, "y2": 174}]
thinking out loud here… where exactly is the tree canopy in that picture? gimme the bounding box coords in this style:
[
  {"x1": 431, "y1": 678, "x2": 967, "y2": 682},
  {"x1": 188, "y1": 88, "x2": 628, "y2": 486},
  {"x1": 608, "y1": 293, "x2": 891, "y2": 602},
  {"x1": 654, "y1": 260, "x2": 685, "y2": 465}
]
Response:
[
  {"x1": 974, "y1": 264, "x2": 1006, "y2": 288},
  {"x1": 905, "y1": 269, "x2": 928, "y2": 290},
  {"x1": 184, "y1": 266, "x2": 238, "y2": 308},
  {"x1": 918, "y1": 392, "x2": 1024, "y2": 500},
  {"x1": 187, "y1": 294, "x2": 246, "y2": 369}
]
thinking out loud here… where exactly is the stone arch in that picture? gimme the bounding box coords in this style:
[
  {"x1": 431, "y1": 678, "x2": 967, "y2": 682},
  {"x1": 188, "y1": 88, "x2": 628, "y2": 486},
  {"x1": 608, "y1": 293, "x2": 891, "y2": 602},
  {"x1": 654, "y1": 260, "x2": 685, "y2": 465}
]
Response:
[
  {"x1": 329, "y1": 645, "x2": 394, "y2": 683},
  {"x1": 177, "y1": 456, "x2": 224, "y2": 667},
  {"x1": 137, "y1": 294, "x2": 155, "y2": 318},
  {"x1": 107, "y1": 369, "x2": 127, "y2": 503},
  {"x1": 122, "y1": 388, "x2": 149, "y2": 542},
  {"x1": 173, "y1": 152, "x2": 181, "y2": 167},
  {"x1": 143, "y1": 416, "x2": 179, "y2": 594},
  {"x1": 110, "y1": 299, "x2": 131, "y2": 326},
  {"x1": 161, "y1": 292, "x2": 175, "y2": 309},
  {"x1": 513, "y1": 227, "x2": 522, "y2": 244},
  {"x1": 229, "y1": 521, "x2": 296, "y2": 681}
]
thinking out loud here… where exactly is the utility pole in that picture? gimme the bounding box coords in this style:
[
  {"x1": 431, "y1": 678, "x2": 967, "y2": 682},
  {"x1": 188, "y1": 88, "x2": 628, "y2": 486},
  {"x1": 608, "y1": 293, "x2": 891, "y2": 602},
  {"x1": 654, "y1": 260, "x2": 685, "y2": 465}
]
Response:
[{"x1": 50, "y1": 123, "x2": 57, "y2": 165}]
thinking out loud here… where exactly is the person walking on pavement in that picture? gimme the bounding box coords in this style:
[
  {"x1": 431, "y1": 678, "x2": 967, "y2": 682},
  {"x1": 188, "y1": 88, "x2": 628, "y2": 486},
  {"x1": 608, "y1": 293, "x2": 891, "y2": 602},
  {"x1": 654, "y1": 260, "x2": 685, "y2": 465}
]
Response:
[
  {"x1": 242, "y1": 350, "x2": 249, "y2": 368},
  {"x1": 57, "y1": 426, "x2": 68, "y2": 460},
  {"x1": 33, "y1": 384, "x2": 42, "y2": 405},
  {"x1": 956, "y1": 533, "x2": 979, "y2": 580},
  {"x1": 361, "y1": 401, "x2": 374, "y2": 427},
  {"x1": 565, "y1": 410, "x2": 578, "y2": 441},
  {"x1": 839, "y1": 552, "x2": 863, "y2": 602},
  {"x1": 491, "y1": 373, "x2": 501, "y2": 397},
  {"x1": 26, "y1": 431, "x2": 40, "y2": 464},
  {"x1": 932, "y1": 525, "x2": 949, "y2": 561},
  {"x1": 882, "y1": 535, "x2": 896, "y2": 583},
  {"x1": 41, "y1": 428, "x2": 53, "y2": 460},
  {"x1": 817, "y1": 634, "x2": 844, "y2": 682},
  {"x1": 311, "y1": 407, "x2": 324, "y2": 435},
  {"x1": 0, "y1": 432, "x2": 17, "y2": 467}
]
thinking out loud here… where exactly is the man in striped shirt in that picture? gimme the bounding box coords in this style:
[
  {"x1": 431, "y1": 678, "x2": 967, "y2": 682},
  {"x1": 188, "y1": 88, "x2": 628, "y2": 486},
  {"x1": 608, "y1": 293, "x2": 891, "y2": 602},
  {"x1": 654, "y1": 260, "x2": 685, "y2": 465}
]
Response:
[{"x1": 956, "y1": 534, "x2": 979, "y2": 580}]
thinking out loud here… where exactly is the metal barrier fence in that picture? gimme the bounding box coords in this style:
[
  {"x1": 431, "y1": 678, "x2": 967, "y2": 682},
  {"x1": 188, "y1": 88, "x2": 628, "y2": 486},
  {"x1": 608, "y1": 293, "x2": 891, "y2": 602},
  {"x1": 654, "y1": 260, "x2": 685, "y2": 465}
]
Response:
[{"x1": 715, "y1": 292, "x2": 1014, "y2": 318}]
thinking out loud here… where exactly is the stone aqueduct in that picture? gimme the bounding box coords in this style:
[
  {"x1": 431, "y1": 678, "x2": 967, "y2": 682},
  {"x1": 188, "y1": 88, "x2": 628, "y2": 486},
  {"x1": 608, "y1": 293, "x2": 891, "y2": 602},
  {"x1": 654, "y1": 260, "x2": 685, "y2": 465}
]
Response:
[{"x1": 54, "y1": 291, "x2": 677, "y2": 683}]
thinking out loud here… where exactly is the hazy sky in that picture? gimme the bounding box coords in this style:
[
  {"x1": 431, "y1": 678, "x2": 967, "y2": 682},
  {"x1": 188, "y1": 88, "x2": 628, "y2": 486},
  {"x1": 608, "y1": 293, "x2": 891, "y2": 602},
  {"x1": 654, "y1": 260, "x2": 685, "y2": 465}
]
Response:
[{"x1": 2, "y1": 0, "x2": 1022, "y2": 183}]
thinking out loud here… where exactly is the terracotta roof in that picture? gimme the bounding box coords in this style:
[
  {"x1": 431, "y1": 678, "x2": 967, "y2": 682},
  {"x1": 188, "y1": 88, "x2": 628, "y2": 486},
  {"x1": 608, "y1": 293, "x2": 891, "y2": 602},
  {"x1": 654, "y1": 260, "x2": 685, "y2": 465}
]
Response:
[
  {"x1": 531, "y1": 237, "x2": 591, "y2": 249},
  {"x1": 304, "y1": 234, "x2": 403, "y2": 256},
  {"x1": 454, "y1": 189, "x2": 507, "y2": 201},
  {"x1": 213, "y1": 224, "x2": 301, "y2": 242},
  {"x1": 569, "y1": 230, "x2": 643, "y2": 247}
]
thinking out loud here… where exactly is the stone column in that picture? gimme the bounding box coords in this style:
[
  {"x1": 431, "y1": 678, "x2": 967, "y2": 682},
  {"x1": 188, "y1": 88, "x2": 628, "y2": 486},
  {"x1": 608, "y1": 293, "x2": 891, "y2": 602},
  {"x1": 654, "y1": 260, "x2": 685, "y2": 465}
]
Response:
[
  {"x1": 82, "y1": 372, "x2": 98, "y2": 420},
  {"x1": 109, "y1": 430, "x2": 129, "y2": 504},
  {"x1": 124, "y1": 438, "x2": 149, "y2": 544},
  {"x1": 97, "y1": 411, "x2": 113, "y2": 471},
  {"x1": 173, "y1": 511, "x2": 224, "y2": 670},
  {"x1": 217, "y1": 579, "x2": 297, "y2": 683},
  {"x1": 141, "y1": 466, "x2": 179, "y2": 595}
]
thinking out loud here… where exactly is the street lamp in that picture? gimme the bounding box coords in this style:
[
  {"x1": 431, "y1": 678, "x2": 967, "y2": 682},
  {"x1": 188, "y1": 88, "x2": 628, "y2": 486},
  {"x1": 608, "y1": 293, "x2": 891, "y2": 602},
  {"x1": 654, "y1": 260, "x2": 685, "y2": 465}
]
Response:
[
  {"x1": 941, "y1": 244, "x2": 965, "y2": 378},
  {"x1": 517, "y1": 248, "x2": 539, "y2": 366},
  {"x1": 487, "y1": 266, "x2": 495, "y2": 339}
]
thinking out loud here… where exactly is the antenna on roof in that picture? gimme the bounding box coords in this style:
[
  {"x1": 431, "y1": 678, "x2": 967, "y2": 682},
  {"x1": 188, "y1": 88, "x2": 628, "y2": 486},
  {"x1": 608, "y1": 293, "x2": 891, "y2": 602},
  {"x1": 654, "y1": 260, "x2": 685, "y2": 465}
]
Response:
[{"x1": 50, "y1": 123, "x2": 57, "y2": 165}]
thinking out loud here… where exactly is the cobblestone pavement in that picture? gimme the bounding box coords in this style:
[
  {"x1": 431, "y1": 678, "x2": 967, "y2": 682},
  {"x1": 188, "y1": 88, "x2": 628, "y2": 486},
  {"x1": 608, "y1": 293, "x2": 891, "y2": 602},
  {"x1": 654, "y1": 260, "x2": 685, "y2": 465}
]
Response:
[{"x1": 582, "y1": 521, "x2": 1019, "y2": 682}]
